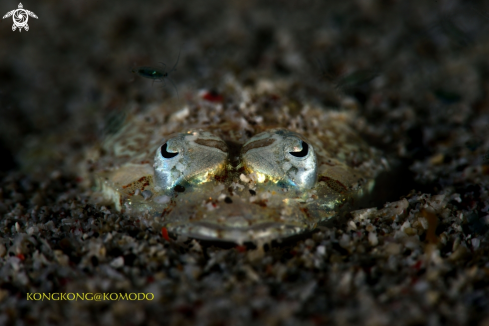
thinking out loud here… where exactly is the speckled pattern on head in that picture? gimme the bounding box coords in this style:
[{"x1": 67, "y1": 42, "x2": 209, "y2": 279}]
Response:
[{"x1": 88, "y1": 79, "x2": 387, "y2": 243}]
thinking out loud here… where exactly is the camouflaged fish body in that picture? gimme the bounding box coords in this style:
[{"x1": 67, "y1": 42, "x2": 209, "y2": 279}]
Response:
[{"x1": 89, "y1": 84, "x2": 386, "y2": 242}]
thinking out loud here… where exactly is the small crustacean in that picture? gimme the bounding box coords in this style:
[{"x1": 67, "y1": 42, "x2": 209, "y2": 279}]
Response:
[
  {"x1": 87, "y1": 80, "x2": 388, "y2": 243},
  {"x1": 132, "y1": 50, "x2": 180, "y2": 96}
]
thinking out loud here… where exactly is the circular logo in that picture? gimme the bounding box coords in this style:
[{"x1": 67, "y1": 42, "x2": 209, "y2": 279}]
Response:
[
  {"x1": 2, "y1": 3, "x2": 38, "y2": 32},
  {"x1": 13, "y1": 10, "x2": 28, "y2": 28}
]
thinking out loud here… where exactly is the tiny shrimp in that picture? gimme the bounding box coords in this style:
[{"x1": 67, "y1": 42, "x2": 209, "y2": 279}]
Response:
[{"x1": 132, "y1": 49, "x2": 181, "y2": 97}]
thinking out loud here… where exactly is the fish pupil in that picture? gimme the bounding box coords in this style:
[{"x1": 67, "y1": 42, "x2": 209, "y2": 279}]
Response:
[
  {"x1": 290, "y1": 141, "x2": 308, "y2": 157},
  {"x1": 161, "y1": 143, "x2": 179, "y2": 159}
]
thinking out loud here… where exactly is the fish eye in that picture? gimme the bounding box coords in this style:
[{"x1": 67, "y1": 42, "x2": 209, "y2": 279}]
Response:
[
  {"x1": 161, "y1": 143, "x2": 179, "y2": 159},
  {"x1": 154, "y1": 131, "x2": 228, "y2": 189},
  {"x1": 289, "y1": 141, "x2": 309, "y2": 158},
  {"x1": 241, "y1": 129, "x2": 317, "y2": 189}
]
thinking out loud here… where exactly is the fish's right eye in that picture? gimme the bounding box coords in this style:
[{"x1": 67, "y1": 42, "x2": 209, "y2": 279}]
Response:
[
  {"x1": 154, "y1": 131, "x2": 228, "y2": 189},
  {"x1": 161, "y1": 143, "x2": 178, "y2": 159}
]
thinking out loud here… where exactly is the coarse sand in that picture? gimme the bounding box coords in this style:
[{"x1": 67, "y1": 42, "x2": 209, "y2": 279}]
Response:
[{"x1": 1, "y1": 0, "x2": 489, "y2": 325}]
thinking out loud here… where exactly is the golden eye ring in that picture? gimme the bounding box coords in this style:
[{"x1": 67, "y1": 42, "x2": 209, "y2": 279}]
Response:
[
  {"x1": 153, "y1": 130, "x2": 228, "y2": 189},
  {"x1": 241, "y1": 129, "x2": 317, "y2": 190}
]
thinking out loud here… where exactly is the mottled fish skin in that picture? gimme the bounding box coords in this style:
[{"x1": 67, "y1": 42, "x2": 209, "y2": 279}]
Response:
[{"x1": 88, "y1": 80, "x2": 387, "y2": 243}]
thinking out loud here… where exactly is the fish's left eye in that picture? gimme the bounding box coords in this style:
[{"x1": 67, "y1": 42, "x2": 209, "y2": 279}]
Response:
[
  {"x1": 289, "y1": 141, "x2": 309, "y2": 158},
  {"x1": 241, "y1": 129, "x2": 317, "y2": 189}
]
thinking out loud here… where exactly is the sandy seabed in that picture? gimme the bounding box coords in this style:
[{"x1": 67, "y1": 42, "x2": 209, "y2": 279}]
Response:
[{"x1": 0, "y1": 0, "x2": 489, "y2": 325}]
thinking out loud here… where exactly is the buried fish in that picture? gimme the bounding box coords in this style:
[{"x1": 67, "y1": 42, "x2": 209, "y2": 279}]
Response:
[{"x1": 87, "y1": 83, "x2": 388, "y2": 243}]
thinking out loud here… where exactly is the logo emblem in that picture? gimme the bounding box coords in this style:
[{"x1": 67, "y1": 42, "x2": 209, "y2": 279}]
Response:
[{"x1": 2, "y1": 3, "x2": 38, "y2": 32}]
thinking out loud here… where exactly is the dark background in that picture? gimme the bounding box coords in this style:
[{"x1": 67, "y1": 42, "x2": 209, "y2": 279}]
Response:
[{"x1": 1, "y1": 0, "x2": 486, "y2": 171}]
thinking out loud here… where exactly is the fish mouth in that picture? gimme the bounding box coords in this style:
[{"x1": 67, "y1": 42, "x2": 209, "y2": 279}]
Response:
[
  {"x1": 147, "y1": 170, "x2": 371, "y2": 243},
  {"x1": 160, "y1": 190, "x2": 325, "y2": 243},
  {"x1": 118, "y1": 177, "x2": 367, "y2": 243},
  {"x1": 168, "y1": 220, "x2": 307, "y2": 243}
]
